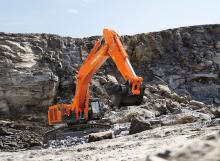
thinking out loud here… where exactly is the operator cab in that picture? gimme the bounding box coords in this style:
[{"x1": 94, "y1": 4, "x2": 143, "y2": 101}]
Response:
[
  {"x1": 89, "y1": 98, "x2": 103, "y2": 120},
  {"x1": 60, "y1": 98, "x2": 103, "y2": 125}
]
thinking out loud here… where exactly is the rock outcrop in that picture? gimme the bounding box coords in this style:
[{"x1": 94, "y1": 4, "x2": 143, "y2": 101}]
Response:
[
  {"x1": 0, "y1": 33, "x2": 101, "y2": 117},
  {"x1": 1, "y1": 24, "x2": 220, "y2": 118}
]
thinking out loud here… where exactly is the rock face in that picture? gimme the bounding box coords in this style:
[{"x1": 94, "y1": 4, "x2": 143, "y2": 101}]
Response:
[
  {"x1": 123, "y1": 25, "x2": 220, "y2": 105},
  {"x1": 0, "y1": 24, "x2": 220, "y2": 116},
  {"x1": 0, "y1": 33, "x2": 101, "y2": 117}
]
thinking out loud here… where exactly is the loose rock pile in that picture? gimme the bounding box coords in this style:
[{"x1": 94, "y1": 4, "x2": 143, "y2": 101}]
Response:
[
  {"x1": 105, "y1": 84, "x2": 218, "y2": 136},
  {"x1": 0, "y1": 115, "x2": 48, "y2": 151}
]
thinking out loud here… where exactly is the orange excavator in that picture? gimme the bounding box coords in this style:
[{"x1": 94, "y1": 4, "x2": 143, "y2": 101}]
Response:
[{"x1": 45, "y1": 29, "x2": 144, "y2": 142}]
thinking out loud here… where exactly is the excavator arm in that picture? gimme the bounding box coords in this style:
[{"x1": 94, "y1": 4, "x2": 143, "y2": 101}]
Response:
[
  {"x1": 103, "y1": 29, "x2": 143, "y2": 94},
  {"x1": 48, "y1": 29, "x2": 143, "y2": 125}
]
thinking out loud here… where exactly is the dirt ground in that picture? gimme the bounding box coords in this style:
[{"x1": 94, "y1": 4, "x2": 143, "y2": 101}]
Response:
[
  {"x1": 0, "y1": 114, "x2": 50, "y2": 152},
  {"x1": 0, "y1": 122, "x2": 219, "y2": 161}
]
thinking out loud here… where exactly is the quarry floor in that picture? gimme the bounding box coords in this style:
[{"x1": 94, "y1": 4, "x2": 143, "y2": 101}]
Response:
[{"x1": 0, "y1": 122, "x2": 219, "y2": 161}]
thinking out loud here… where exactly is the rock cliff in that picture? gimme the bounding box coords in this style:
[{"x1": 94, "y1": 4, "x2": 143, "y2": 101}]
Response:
[{"x1": 1, "y1": 24, "x2": 220, "y2": 118}]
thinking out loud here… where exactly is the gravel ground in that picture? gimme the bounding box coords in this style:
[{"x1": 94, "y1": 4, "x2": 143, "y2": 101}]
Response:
[{"x1": 0, "y1": 122, "x2": 219, "y2": 161}]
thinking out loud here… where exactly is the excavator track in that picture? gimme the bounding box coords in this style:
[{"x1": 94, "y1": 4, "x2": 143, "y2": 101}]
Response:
[{"x1": 43, "y1": 123, "x2": 111, "y2": 146}]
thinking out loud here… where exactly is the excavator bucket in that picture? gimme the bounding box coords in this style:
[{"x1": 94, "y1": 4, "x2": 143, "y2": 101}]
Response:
[{"x1": 106, "y1": 83, "x2": 145, "y2": 107}]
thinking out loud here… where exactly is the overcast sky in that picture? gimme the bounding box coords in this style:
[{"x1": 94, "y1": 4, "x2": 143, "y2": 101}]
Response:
[{"x1": 0, "y1": 0, "x2": 219, "y2": 37}]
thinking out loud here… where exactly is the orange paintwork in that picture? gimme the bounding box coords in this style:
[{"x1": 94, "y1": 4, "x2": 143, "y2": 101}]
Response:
[
  {"x1": 48, "y1": 103, "x2": 71, "y2": 125},
  {"x1": 48, "y1": 29, "x2": 143, "y2": 125}
]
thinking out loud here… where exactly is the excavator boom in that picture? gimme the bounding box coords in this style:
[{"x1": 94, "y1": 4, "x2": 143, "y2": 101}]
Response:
[{"x1": 48, "y1": 29, "x2": 144, "y2": 126}]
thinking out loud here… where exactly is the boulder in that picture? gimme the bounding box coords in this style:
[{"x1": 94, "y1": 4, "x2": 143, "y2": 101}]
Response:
[
  {"x1": 189, "y1": 100, "x2": 205, "y2": 109},
  {"x1": 112, "y1": 123, "x2": 130, "y2": 136},
  {"x1": 88, "y1": 131, "x2": 113, "y2": 142},
  {"x1": 154, "y1": 99, "x2": 167, "y2": 115},
  {"x1": 158, "y1": 109, "x2": 211, "y2": 126},
  {"x1": 0, "y1": 127, "x2": 13, "y2": 135},
  {"x1": 107, "y1": 75, "x2": 118, "y2": 84},
  {"x1": 213, "y1": 53, "x2": 220, "y2": 65},
  {"x1": 0, "y1": 100, "x2": 9, "y2": 116},
  {"x1": 99, "y1": 76, "x2": 107, "y2": 85},
  {"x1": 129, "y1": 116, "x2": 152, "y2": 134},
  {"x1": 169, "y1": 75, "x2": 185, "y2": 89},
  {"x1": 166, "y1": 101, "x2": 182, "y2": 113},
  {"x1": 215, "y1": 41, "x2": 220, "y2": 49},
  {"x1": 169, "y1": 93, "x2": 188, "y2": 104},
  {"x1": 158, "y1": 84, "x2": 171, "y2": 94},
  {"x1": 210, "y1": 107, "x2": 220, "y2": 118},
  {"x1": 120, "y1": 106, "x2": 155, "y2": 123}
]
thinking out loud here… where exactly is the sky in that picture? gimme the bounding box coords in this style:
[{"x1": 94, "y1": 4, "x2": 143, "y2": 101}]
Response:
[{"x1": 0, "y1": 0, "x2": 219, "y2": 38}]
